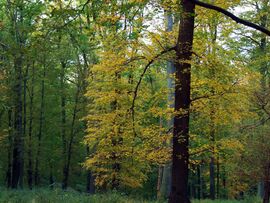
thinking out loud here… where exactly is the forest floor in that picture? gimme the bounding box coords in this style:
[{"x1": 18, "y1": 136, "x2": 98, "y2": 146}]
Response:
[{"x1": 0, "y1": 189, "x2": 261, "y2": 203}]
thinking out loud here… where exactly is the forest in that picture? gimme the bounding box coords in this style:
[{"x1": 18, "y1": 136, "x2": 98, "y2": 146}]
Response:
[{"x1": 0, "y1": 0, "x2": 270, "y2": 203}]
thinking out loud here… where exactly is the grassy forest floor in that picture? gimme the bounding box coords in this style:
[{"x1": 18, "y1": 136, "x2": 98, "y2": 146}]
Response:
[{"x1": 0, "y1": 189, "x2": 261, "y2": 203}]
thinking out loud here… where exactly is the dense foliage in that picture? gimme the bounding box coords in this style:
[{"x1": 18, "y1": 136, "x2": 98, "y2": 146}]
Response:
[{"x1": 0, "y1": 0, "x2": 269, "y2": 202}]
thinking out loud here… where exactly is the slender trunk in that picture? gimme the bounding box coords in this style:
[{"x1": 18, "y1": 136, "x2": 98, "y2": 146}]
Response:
[
  {"x1": 197, "y1": 165, "x2": 201, "y2": 200},
  {"x1": 61, "y1": 61, "x2": 67, "y2": 190},
  {"x1": 21, "y1": 65, "x2": 29, "y2": 188},
  {"x1": 27, "y1": 64, "x2": 34, "y2": 189},
  {"x1": 259, "y1": 3, "x2": 268, "y2": 90},
  {"x1": 49, "y1": 161, "x2": 54, "y2": 189},
  {"x1": 80, "y1": 51, "x2": 94, "y2": 193},
  {"x1": 222, "y1": 165, "x2": 227, "y2": 198},
  {"x1": 157, "y1": 116, "x2": 164, "y2": 199},
  {"x1": 263, "y1": 163, "x2": 270, "y2": 203},
  {"x1": 62, "y1": 84, "x2": 80, "y2": 189},
  {"x1": 216, "y1": 156, "x2": 220, "y2": 198},
  {"x1": 209, "y1": 11, "x2": 218, "y2": 200},
  {"x1": 86, "y1": 146, "x2": 95, "y2": 194},
  {"x1": 161, "y1": 11, "x2": 174, "y2": 199},
  {"x1": 11, "y1": 56, "x2": 24, "y2": 189},
  {"x1": 157, "y1": 166, "x2": 164, "y2": 199},
  {"x1": 209, "y1": 121, "x2": 215, "y2": 200},
  {"x1": 111, "y1": 74, "x2": 122, "y2": 190},
  {"x1": 169, "y1": 1, "x2": 195, "y2": 203},
  {"x1": 258, "y1": 181, "x2": 264, "y2": 198},
  {"x1": 6, "y1": 109, "x2": 13, "y2": 188},
  {"x1": 34, "y1": 65, "x2": 45, "y2": 186},
  {"x1": 210, "y1": 156, "x2": 215, "y2": 199}
]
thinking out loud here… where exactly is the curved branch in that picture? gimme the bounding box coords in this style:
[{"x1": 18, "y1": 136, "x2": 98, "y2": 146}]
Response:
[
  {"x1": 192, "y1": 0, "x2": 270, "y2": 36},
  {"x1": 130, "y1": 46, "x2": 176, "y2": 119}
]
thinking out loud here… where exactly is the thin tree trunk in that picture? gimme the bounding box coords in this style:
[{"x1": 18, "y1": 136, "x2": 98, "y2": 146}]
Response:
[
  {"x1": 11, "y1": 55, "x2": 24, "y2": 189},
  {"x1": 157, "y1": 166, "x2": 164, "y2": 199},
  {"x1": 62, "y1": 83, "x2": 80, "y2": 189},
  {"x1": 80, "y1": 50, "x2": 94, "y2": 193},
  {"x1": 61, "y1": 61, "x2": 67, "y2": 190},
  {"x1": 161, "y1": 11, "x2": 174, "y2": 199},
  {"x1": 111, "y1": 74, "x2": 122, "y2": 190},
  {"x1": 27, "y1": 63, "x2": 34, "y2": 189},
  {"x1": 86, "y1": 146, "x2": 95, "y2": 194},
  {"x1": 209, "y1": 11, "x2": 217, "y2": 200},
  {"x1": 157, "y1": 117, "x2": 164, "y2": 199},
  {"x1": 263, "y1": 163, "x2": 270, "y2": 203},
  {"x1": 34, "y1": 65, "x2": 45, "y2": 186},
  {"x1": 21, "y1": 65, "x2": 29, "y2": 188},
  {"x1": 197, "y1": 165, "x2": 201, "y2": 200},
  {"x1": 216, "y1": 156, "x2": 220, "y2": 198},
  {"x1": 210, "y1": 156, "x2": 215, "y2": 199},
  {"x1": 169, "y1": 1, "x2": 195, "y2": 202},
  {"x1": 6, "y1": 109, "x2": 13, "y2": 188},
  {"x1": 49, "y1": 160, "x2": 54, "y2": 189},
  {"x1": 209, "y1": 121, "x2": 215, "y2": 200}
]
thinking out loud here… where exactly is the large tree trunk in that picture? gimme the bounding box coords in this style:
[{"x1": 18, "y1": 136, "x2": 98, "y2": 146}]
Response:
[
  {"x1": 169, "y1": 1, "x2": 195, "y2": 202},
  {"x1": 11, "y1": 56, "x2": 24, "y2": 189},
  {"x1": 34, "y1": 65, "x2": 45, "y2": 186}
]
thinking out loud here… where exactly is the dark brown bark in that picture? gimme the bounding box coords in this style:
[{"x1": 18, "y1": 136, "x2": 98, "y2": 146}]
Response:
[
  {"x1": 34, "y1": 65, "x2": 45, "y2": 186},
  {"x1": 169, "y1": 1, "x2": 195, "y2": 202}
]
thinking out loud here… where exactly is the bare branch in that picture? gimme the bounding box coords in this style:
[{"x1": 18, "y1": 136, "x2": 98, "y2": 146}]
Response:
[{"x1": 192, "y1": 0, "x2": 270, "y2": 36}]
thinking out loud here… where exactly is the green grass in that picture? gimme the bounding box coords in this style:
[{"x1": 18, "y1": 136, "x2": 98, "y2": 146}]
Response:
[
  {"x1": 193, "y1": 196, "x2": 261, "y2": 203},
  {"x1": 0, "y1": 189, "x2": 161, "y2": 203},
  {"x1": 0, "y1": 189, "x2": 262, "y2": 203}
]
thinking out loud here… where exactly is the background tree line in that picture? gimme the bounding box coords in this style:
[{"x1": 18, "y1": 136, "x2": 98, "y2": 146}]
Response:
[{"x1": 0, "y1": 0, "x2": 270, "y2": 202}]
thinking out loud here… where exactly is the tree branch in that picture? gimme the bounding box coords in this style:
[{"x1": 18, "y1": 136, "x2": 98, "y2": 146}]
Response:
[
  {"x1": 192, "y1": 0, "x2": 270, "y2": 36},
  {"x1": 130, "y1": 46, "x2": 176, "y2": 119}
]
